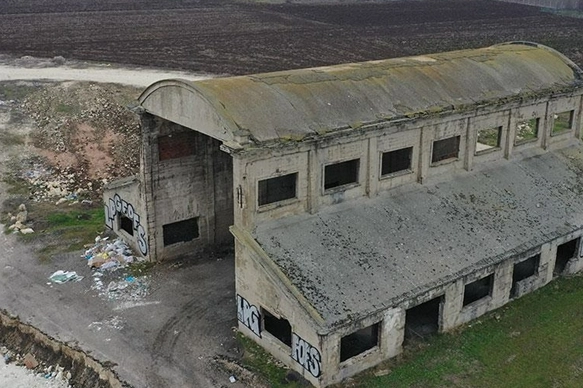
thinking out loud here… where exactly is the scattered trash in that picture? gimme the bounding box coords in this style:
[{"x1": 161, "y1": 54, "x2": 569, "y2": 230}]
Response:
[
  {"x1": 88, "y1": 316, "x2": 125, "y2": 332},
  {"x1": 229, "y1": 375, "x2": 237, "y2": 383},
  {"x1": 48, "y1": 270, "x2": 83, "y2": 284},
  {"x1": 83, "y1": 237, "x2": 143, "y2": 271}
]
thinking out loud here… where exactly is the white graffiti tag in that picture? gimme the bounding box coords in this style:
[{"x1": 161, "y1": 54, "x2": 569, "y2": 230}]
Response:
[
  {"x1": 291, "y1": 333, "x2": 322, "y2": 378},
  {"x1": 104, "y1": 194, "x2": 148, "y2": 255},
  {"x1": 236, "y1": 295, "x2": 261, "y2": 337}
]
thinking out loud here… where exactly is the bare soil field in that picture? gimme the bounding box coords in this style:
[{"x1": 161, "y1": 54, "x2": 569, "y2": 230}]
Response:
[{"x1": 1, "y1": 0, "x2": 582, "y2": 75}]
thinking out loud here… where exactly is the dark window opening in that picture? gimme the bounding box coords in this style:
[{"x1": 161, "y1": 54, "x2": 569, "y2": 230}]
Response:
[
  {"x1": 324, "y1": 159, "x2": 359, "y2": 190},
  {"x1": 554, "y1": 238, "x2": 580, "y2": 275},
  {"x1": 404, "y1": 296, "x2": 441, "y2": 343},
  {"x1": 476, "y1": 127, "x2": 502, "y2": 154},
  {"x1": 340, "y1": 323, "x2": 379, "y2": 362},
  {"x1": 163, "y1": 218, "x2": 199, "y2": 246},
  {"x1": 158, "y1": 131, "x2": 197, "y2": 161},
  {"x1": 431, "y1": 136, "x2": 460, "y2": 164},
  {"x1": 381, "y1": 147, "x2": 413, "y2": 176},
  {"x1": 552, "y1": 110, "x2": 574, "y2": 135},
  {"x1": 258, "y1": 173, "x2": 297, "y2": 206},
  {"x1": 463, "y1": 274, "x2": 493, "y2": 306},
  {"x1": 263, "y1": 309, "x2": 292, "y2": 347},
  {"x1": 515, "y1": 118, "x2": 539, "y2": 144},
  {"x1": 119, "y1": 215, "x2": 134, "y2": 236},
  {"x1": 511, "y1": 254, "x2": 540, "y2": 298}
]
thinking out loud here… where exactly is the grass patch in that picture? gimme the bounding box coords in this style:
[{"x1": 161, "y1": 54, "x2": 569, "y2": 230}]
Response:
[
  {"x1": 350, "y1": 274, "x2": 583, "y2": 388},
  {"x1": 0, "y1": 132, "x2": 25, "y2": 146},
  {"x1": 0, "y1": 82, "x2": 39, "y2": 102},
  {"x1": 24, "y1": 204, "x2": 105, "y2": 262},
  {"x1": 237, "y1": 333, "x2": 304, "y2": 388}
]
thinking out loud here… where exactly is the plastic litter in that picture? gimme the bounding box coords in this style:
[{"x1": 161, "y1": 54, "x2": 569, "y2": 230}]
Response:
[{"x1": 49, "y1": 270, "x2": 83, "y2": 284}]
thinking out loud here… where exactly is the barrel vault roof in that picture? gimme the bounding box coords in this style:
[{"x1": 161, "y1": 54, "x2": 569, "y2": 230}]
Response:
[{"x1": 139, "y1": 42, "x2": 582, "y2": 148}]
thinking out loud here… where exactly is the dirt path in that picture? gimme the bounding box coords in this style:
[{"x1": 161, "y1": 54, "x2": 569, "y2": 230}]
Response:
[{"x1": 0, "y1": 59, "x2": 212, "y2": 87}]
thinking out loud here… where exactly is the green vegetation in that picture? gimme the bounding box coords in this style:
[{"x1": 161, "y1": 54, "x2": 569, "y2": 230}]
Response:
[
  {"x1": 23, "y1": 204, "x2": 105, "y2": 262},
  {"x1": 350, "y1": 274, "x2": 583, "y2": 388},
  {"x1": 515, "y1": 118, "x2": 539, "y2": 143},
  {"x1": 0, "y1": 82, "x2": 39, "y2": 102},
  {"x1": 237, "y1": 333, "x2": 304, "y2": 388},
  {"x1": 476, "y1": 127, "x2": 500, "y2": 150},
  {"x1": 0, "y1": 132, "x2": 25, "y2": 146},
  {"x1": 552, "y1": 111, "x2": 573, "y2": 135}
]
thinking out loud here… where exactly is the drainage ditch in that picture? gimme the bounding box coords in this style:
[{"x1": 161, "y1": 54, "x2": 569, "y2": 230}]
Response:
[{"x1": 0, "y1": 310, "x2": 129, "y2": 388}]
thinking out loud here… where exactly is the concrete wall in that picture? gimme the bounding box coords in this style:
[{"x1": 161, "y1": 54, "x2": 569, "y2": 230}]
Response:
[
  {"x1": 140, "y1": 114, "x2": 233, "y2": 261},
  {"x1": 234, "y1": 94, "x2": 583, "y2": 232}
]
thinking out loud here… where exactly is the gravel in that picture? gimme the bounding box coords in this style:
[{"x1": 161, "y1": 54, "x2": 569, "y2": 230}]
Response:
[{"x1": 0, "y1": 357, "x2": 70, "y2": 388}]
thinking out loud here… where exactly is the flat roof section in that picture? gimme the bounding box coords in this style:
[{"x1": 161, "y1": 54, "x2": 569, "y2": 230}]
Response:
[{"x1": 254, "y1": 147, "x2": 583, "y2": 328}]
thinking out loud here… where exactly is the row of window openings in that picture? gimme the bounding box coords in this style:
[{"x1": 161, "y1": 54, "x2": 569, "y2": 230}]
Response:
[
  {"x1": 406, "y1": 237, "x2": 580, "y2": 343},
  {"x1": 259, "y1": 111, "x2": 576, "y2": 207},
  {"x1": 119, "y1": 215, "x2": 200, "y2": 246}
]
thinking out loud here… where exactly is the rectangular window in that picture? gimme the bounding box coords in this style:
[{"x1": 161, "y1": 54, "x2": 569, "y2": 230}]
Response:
[
  {"x1": 515, "y1": 118, "x2": 539, "y2": 144},
  {"x1": 324, "y1": 159, "x2": 359, "y2": 190},
  {"x1": 476, "y1": 127, "x2": 502, "y2": 154},
  {"x1": 263, "y1": 309, "x2": 292, "y2": 347},
  {"x1": 552, "y1": 110, "x2": 574, "y2": 135},
  {"x1": 431, "y1": 136, "x2": 460, "y2": 164},
  {"x1": 340, "y1": 323, "x2": 379, "y2": 362},
  {"x1": 163, "y1": 218, "x2": 199, "y2": 246},
  {"x1": 258, "y1": 173, "x2": 297, "y2": 206},
  {"x1": 158, "y1": 131, "x2": 197, "y2": 161},
  {"x1": 554, "y1": 238, "x2": 580, "y2": 275},
  {"x1": 511, "y1": 254, "x2": 540, "y2": 298},
  {"x1": 119, "y1": 215, "x2": 134, "y2": 236},
  {"x1": 381, "y1": 147, "x2": 412, "y2": 176},
  {"x1": 463, "y1": 274, "x2": 493, "y2": 306}
]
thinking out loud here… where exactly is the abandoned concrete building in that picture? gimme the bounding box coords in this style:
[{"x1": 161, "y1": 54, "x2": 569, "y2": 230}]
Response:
[{"x1": 103, "y1": 42, "x2": 583, "y2": 386}]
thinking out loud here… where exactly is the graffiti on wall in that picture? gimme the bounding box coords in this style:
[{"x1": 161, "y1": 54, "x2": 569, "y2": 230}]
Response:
[
  {"x1": 237, "y1": 294, "x2": 261, "y2": 337},
  {"x1": 291, "y1": 333, "x2": 322, "y2": 378},
  {"x1": 104, "y1": 194, "x2": 148, "y2": 255}
]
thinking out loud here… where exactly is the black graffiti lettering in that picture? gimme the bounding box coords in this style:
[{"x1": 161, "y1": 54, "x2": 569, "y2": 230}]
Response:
[
  {"x1": 104, "y1": 194, "x2": 148, "y2": 255},
  {"x1": 236, "y1": 295, "x2": 261, "y2": 337},
  {"x1": 291, "y1": 333, "x2": 322, "y2": 378}
]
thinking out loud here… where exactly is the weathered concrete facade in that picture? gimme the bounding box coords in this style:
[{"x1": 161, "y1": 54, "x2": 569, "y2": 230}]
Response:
[
  {"x1": 105, "y1": 42, "x2": 583, "y2": 386},
  {"x1": 497, "y1": 0, "x2": 583, "y2": 10}
]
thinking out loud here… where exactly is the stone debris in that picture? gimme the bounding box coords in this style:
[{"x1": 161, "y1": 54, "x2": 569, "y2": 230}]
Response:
[
  {"x1": 0, "y1": 346, "x2": 72, "y2": 387},
  {"x1": 6, "y1": 204, "x2": 35, "y2": 235},
  {"x1": 48, "y1": 271, "x2": 83, "y2": 284},
  {"x1": 23, "y1": 353, "x2": 39, "y2": 369}
]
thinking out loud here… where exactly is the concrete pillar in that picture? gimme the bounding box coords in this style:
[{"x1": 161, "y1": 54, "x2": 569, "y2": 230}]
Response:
[
  {"x1": 442, "y1": 279, "x2": 464, "y2": 331},
  {"x1": 381, "y1": 307, "x2": 405, "y2": 358}
]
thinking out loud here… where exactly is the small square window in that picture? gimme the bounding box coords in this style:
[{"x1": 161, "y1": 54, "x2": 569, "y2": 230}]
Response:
[
  {"x1": 163, "y1": 218, "x2": 199, "y2": 246},
  {"x1": 463, "y1": 274, "x2": 493, "y2": 306},
  {"x1": 431, "y1": 136, "x2": 460, "y2": 164},
  {"x1": 476, "y1": 127, "x2": 502, "y2": 154},
  {"x1": 552, "y1": 111, "x2": 574, "y2": 135},
  {"x1": 515, "y1": 118, "x2": 539, "y2": 144},
  {"x1": 381, "y1": 147, "x2": 412, "y2": 176},
  {"x1": 324, "y1": 159, "x2": 359, "y2": 190},
  {"x1": 263, "y1": 309, "x2": 292, "y2": 347},
  {"x1": 258, "y1": 173, "x2": 297, "y2": 206},
  {"x1": 119, "y1": 215, "x2": 134, "y2": 236},
  {"x1": 340, "y1": 323, "x2": 379, "y2": 362}
]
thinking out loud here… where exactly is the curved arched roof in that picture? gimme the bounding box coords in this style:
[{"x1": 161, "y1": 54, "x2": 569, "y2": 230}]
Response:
[{"x1": 139, "y1": 42, "x2": 582, "y2": 148}]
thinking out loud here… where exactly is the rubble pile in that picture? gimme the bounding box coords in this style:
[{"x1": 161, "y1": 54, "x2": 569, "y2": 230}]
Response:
[
  {"x1": 0, "y1": 346, "x2": 72, "y2": 387},
  {"x1": 6, "y1": 204, "x2": 35, "y2": 234},
  {"x1": 19, "y1": 82, "x2": 141, "y2": 198},
  {"x1": 83, "y1": 236, "x2": 150, "y2": 302}
]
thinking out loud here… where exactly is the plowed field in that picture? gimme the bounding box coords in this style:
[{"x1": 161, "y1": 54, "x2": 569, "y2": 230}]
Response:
[{"x1": 1, "y1": 0, "x2": 582, "y2": 75}]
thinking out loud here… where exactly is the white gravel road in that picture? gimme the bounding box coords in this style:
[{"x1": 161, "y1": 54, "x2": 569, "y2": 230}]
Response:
[{"x1": 0, "y1": 358, "x2": 70, "y2": 388}]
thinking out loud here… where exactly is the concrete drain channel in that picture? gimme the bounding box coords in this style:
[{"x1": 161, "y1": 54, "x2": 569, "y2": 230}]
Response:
[{"x1": 0, "y1": 310, "x2": 129, "y2": 388}]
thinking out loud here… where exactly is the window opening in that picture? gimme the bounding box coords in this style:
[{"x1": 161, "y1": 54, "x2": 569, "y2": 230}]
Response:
[
  {"x1": 340, "y1": 323, "x2": 379, "y2": 362},
  {"x1": 263, "y1": 309, "x2": 292, "y2": 347},
  {"x1": 431, "y1": 136, "x2": 460, "y2": 164},
  {"x1": 324, "y1": 159, "x2": 359, "y2": 190},
  {"x1": 404, "y1": 296, "x2": 441, "y2": 343},
  {"x1": 515, "y1": 118, "x2": 539, "y2": 144},
  {"x1": 554, "y1": 238, "x2": 580, "y2": 275},
  {"x1": 476, "y1": 127, "x2": 502, "y2": 154},
  {"x1": 463, "y1": 274, "x2": 493, "y2": 306},
  {"x1": 119, "y1": 215, "x2": 134, "y2": 236},
  {"x1": 258, "y1": 173, "x2": 297, "y2": 206},
  {"x1": 511, "y1": 254, "x2": 540, "y2": 298},
  {"x1": 163, "y1": 218, "x2": 199, "y2": 246},
  {"x1": 552, "y1": 111, "x2": 574, "y2": 135},
  {"x1": 158, "y1": 131, "x2": 197, "y2": 161},
  {"x1": 381, "y1": 147, "x2": 412, "y2": 176}
]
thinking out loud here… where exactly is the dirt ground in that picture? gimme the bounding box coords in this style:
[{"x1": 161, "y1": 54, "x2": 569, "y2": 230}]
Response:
[{"x1": 0, "y1": 0, "x2": 582, "y2": 75}]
